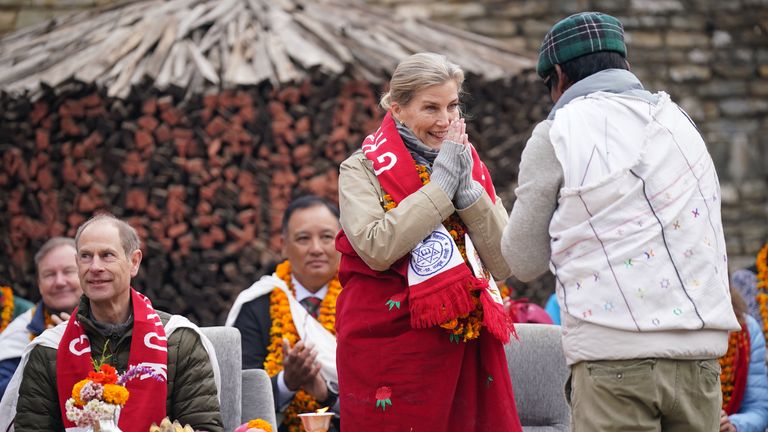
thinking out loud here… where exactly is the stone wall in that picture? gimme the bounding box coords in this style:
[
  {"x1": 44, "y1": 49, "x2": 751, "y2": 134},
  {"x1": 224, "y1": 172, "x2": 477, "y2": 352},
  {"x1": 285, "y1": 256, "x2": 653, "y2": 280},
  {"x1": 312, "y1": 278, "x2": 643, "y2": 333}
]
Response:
[
  {"x1": 367, "y1": 0, "x2": 768, "y2": 272},
  {"x1": 0, "y1": 0, "x2": 117, "y2": 34}
]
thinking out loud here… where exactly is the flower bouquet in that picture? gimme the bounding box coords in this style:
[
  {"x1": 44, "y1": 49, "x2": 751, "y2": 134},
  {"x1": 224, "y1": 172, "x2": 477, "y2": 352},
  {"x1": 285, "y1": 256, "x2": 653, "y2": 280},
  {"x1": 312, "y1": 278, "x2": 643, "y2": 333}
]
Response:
[
  {"x1": 65, "y1": 363, "x2": 162, "y2": 431},
  {"x1": 234, "y1": 418, "x2": 273, "y2": 432}
]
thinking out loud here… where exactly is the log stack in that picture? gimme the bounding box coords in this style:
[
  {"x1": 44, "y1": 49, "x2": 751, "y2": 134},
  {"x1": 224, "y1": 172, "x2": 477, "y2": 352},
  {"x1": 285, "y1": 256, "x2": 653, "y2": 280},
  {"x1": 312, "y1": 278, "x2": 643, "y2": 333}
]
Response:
[{"x1": 0, "y1": 0, "x2": 550, "y2": 324}]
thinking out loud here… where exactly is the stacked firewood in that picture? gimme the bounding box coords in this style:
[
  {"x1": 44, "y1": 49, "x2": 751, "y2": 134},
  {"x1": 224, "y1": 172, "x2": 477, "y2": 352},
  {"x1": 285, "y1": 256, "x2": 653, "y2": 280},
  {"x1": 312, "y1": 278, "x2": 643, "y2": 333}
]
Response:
[{"x1": 0, "y1": 72, "x2": 548, "y2": 325}]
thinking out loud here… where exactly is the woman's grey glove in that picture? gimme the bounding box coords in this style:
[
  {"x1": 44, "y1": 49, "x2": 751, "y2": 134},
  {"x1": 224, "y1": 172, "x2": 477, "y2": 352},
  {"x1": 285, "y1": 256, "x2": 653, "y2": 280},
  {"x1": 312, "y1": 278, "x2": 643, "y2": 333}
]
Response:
[
  {"x1": 455, "y1": 148, "x2": 483, "y2": 209},
  {"x1": 430, "y1": 140, "x2": 464, "y2": 199}
]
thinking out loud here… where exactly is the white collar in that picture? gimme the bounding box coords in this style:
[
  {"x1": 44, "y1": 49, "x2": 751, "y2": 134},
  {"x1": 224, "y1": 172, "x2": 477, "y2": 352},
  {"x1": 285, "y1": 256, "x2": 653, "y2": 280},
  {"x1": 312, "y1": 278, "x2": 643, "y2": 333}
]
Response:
[{"x1": 291, "y1": 276, "x2": 328, "y2": 302}]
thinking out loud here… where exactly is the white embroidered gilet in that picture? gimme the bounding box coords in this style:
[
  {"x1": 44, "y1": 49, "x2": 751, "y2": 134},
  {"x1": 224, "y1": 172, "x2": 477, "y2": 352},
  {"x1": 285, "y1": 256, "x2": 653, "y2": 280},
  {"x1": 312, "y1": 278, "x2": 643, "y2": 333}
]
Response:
[{"x1": 548, "y1": 91, "x2": 739, "y2": 333}]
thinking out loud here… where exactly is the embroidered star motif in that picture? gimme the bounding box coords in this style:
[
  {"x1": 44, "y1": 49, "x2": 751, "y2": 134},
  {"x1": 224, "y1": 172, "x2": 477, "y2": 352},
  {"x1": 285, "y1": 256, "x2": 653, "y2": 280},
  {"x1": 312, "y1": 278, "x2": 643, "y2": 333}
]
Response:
[
  {"x1": 603, "y1": 302, "x2": 614, "y2": 311},
  {"x1": 636, "y1": 220, "x2": 643, "y2": 227},
  {"x1": 673, "y1": 308, "x2": 683, "y2": 316},
  {"x1": 660, "y1": 279, "x2": 670, "y2": 289},
  {"x1": 624, "y1": 258, "x2": 633, "y2": 268},
  {"x1": 644, "y1": 249, "x2": 655, "y2": 260},
  {"x1": 691, "y1": 208, "x2": 700, "y2": 218},
  {"x1": 582, "y1": 309, "x2": 593, "y2": 318},
  {"x1": 684, "y1": 249, "x2": 694, "y2": 258},
  {"x1": 617, "y1": 228, "x2": 625, "y2": 236},
  {"x1": 652, "y1": 318, "x2": 661, "y2": 326},
  {"x1": 703, "y1": 237, "x2": 711, "y2": 246},
  {"x1": 576, "y1": 282, "x2": 582, "y2": 290},
  {"x1": 673, "y1": 220, "x2": 681, "y2": 230},
  {"x1": 637, "y1": 288, "x2": 646, "y2": 299},
  {"x1": 593, "y1": 273, "x2": 599, "y2": 282}
]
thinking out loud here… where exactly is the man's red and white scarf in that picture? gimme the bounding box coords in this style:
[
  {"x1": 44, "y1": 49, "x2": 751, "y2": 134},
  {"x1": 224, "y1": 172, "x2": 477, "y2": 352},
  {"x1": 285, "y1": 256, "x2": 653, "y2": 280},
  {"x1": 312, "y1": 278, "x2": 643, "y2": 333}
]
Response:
[
  {"x1": 56, "y1": 289, "x2": 168, "y2": 431},
  {"x1": 361, "y1": 112, "x2": 512, "y2": 342}
]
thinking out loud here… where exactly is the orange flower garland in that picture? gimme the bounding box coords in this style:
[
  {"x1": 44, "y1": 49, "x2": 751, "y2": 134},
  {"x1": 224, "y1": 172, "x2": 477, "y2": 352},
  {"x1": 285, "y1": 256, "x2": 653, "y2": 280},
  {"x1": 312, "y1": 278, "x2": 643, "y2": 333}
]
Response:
[
  {"x1": 720, "y1": 243, "x2": 768, "y2": 410},
  {"x1": 0, "y1": 286, "x2": 15, "y2": 333},
  {"x1": 28, "y1": 307, "x2": 55, "y2": 341},
  {"x1": 719, "y1": 327, "x2": 749, "y2": 410},
  {"x1": 382, "y1": 163, "x2": 485, "y2": 343},
  {"x1": 264, "y1": 260, "x2": 341, "y2": 432},
  {"x1": 756, "y1": 243, "x2": 768, "y2": 345}
]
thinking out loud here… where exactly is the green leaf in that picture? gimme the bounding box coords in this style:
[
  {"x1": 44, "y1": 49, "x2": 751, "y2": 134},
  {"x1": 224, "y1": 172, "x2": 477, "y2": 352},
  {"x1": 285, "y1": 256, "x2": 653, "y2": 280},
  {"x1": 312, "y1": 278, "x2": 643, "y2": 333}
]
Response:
[
  {"x1": 449, "y1": 334, "x2": 460, "y2": 344},
  {"x1": 376, "y1": 399, "x2": 390, "y2": 411},
  {"x1": 91, "y1": 340, "x2": 112, "y2": 370},
  {"x1": 386, "y1": 300, "x2": 401, "y2": 311}
]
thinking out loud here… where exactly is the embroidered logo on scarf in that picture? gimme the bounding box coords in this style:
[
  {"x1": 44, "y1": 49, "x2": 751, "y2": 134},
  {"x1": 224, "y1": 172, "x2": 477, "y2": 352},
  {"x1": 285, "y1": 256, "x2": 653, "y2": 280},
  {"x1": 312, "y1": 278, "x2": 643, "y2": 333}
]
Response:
[{"x1": 410, "y1": 229, "x2": 455, "y2": 276}]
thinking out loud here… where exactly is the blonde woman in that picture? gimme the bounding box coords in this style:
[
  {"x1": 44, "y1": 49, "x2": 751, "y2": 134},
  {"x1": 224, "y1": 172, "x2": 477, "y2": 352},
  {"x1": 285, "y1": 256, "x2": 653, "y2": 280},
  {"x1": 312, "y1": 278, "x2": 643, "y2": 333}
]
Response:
[{"x1": 335, "y1": 53, "x2": 521, "y2": 431}]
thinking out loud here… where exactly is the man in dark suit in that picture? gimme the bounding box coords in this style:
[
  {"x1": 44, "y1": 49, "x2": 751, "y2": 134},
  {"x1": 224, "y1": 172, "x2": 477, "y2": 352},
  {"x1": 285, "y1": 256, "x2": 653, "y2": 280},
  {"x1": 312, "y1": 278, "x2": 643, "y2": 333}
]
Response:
[{"x1": 226, "y1": 195, "x2": 341, "y2": 431}]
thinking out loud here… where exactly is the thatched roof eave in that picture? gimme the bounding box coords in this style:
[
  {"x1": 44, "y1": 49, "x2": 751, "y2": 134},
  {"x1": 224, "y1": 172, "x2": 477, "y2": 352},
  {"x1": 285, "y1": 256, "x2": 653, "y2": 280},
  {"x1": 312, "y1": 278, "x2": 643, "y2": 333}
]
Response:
[{"x1": 0, "y1": 0, "x2": 535, "y2": 99}]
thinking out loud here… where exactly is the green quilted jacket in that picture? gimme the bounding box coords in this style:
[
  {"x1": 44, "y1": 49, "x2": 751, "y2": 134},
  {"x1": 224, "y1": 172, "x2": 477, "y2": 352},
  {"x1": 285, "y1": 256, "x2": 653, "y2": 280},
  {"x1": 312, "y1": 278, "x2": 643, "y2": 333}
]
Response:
[{"x1": 13, "y1": 296, "x2": 223, "y2": 431}]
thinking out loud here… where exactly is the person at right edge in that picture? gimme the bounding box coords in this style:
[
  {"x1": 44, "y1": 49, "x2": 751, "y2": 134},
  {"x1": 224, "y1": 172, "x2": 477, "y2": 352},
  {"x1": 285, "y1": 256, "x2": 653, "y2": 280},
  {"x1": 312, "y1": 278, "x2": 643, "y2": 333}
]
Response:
[
  {"x1": 500, "y1": 11, "x2": 740, "y2": 431},
  {"x1": 718, "y1": 286, "x2": 768, "y2": 432}
]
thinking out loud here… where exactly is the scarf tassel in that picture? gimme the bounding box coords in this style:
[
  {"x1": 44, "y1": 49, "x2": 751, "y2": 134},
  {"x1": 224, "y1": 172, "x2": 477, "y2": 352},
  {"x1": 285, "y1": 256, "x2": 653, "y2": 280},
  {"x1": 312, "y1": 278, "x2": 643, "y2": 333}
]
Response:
[
  {"x1": 409, "y1": 277, "x2": 476, "y2": 330},
  {"x1": 477, "y1": 279, "x2": 516, "y2": 345}
]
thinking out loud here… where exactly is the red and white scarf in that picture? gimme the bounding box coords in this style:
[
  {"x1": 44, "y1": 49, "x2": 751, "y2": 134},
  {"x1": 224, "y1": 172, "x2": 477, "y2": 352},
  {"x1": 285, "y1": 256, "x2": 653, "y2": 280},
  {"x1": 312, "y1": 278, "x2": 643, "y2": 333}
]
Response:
[
  {"x1": 57, "y1": 289, "x2": 168, "y2": 431},
  {"x1": 362, "y1": 112, "x2": 512, "y2": 342}
]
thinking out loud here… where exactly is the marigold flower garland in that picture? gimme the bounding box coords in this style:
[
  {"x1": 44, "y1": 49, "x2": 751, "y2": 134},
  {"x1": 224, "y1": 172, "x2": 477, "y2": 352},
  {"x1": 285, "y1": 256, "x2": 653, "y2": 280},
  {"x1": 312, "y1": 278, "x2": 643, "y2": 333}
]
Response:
[
  {"x1": 264, "y1": 260, "x2": 341, "y2": 432},
  {"x1": 756, "y1": 243, "x2": 768, "y2": 346},
  {"x1": 0, "y1": 286, "x2": 15, "y2": 333},
  {"x1": 27, "y1": 306, "x2": 55, "y2": 341},
  {"x1": 383, "y1": 163, "x2": 485, "y2": 343},
  {"x1": 719, "y1": 325, "x2": 749, "y2": 411}
]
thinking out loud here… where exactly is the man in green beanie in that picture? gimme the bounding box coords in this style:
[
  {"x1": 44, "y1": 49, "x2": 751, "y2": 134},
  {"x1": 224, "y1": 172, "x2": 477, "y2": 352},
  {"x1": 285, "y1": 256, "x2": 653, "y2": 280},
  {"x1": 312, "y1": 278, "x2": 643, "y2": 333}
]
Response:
[{"x1": 501, "y1": 11, "x2": 739, "y2": 431}]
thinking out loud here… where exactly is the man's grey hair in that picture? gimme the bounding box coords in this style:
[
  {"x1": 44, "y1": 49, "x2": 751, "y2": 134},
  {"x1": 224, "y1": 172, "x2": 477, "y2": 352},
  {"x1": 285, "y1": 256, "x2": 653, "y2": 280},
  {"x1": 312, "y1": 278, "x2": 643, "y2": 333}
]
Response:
[
  {"x1": 74, "y1": 213, "x2": 141, "y2": 258},
  {"x1": 34, "y1": 237, "x2": 76, "y2": 273}
]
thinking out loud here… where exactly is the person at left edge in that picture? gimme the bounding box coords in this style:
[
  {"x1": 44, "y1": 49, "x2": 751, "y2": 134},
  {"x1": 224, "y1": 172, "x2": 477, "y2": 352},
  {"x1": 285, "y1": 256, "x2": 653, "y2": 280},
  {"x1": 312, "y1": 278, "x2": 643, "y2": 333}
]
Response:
[
  {"x1": 0, "y1": 213, "x2": 224, "y2": 431},
  {"x1": 0, "y1": 237, "x2": 82, "y2": 398}
]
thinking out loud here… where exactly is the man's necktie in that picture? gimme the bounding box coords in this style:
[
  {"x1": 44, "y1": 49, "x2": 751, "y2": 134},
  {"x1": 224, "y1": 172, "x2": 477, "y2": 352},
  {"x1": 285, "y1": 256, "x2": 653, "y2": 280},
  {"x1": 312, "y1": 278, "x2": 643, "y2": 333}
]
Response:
[{"x1": 299, "y1": 296, "x2": 322, "y2": 319}]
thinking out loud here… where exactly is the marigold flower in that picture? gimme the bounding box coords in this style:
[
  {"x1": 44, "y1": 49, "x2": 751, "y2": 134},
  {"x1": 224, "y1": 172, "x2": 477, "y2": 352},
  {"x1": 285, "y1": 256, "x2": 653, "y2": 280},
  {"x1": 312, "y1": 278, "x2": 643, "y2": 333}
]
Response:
[
  {"x1": 0, "y1": 286, "x2": 14, "y2": 332},
  {"x1": 71, "y1": 379, "x2": 90, "y2": 406},
  {"x1": 246, "y1": 418, "x2": 273, "y2": 431},
  {"x1": 439, "y1": 319, "x2": 458, "y2": 330},
  {"x1": 102, "y1": 383, "x2": 129, "y2": 406}
]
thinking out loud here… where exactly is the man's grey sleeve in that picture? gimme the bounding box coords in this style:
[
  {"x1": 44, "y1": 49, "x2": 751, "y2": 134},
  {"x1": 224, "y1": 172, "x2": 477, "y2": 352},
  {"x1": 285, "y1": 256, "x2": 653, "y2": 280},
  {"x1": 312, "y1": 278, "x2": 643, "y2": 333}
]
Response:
[{"x1": 501, "y1": 121, "x2": 563, "y2": 282}]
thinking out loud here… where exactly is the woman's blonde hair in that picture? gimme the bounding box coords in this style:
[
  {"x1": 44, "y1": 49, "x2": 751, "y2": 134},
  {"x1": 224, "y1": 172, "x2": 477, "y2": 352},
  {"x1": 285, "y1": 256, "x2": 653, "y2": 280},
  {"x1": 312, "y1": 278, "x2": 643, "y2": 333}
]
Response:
[{"x1": 380, "y1": 52, "x2": 465, "y2": 111}]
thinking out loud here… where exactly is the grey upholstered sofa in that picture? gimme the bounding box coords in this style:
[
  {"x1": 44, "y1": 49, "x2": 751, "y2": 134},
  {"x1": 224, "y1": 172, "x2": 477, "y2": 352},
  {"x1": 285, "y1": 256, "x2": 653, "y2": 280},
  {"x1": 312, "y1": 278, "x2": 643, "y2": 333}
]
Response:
[
  {"x1": 200, "y1": 326, "x2": 277, "y2": 431},
  {"x1": 505, "y1": 324, "x2": 571, "y2": 431},
  {"x1": 204, "y1": 324, "x2": 569, "y2": 432}
]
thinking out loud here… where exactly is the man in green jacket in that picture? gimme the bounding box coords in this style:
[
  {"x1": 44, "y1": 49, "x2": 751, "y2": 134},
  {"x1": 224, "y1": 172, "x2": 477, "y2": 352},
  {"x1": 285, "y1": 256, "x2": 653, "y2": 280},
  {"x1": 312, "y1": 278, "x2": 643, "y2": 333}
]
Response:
[{"x1": 1, "y1": 214, "x2": 223, "y2": 431}]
